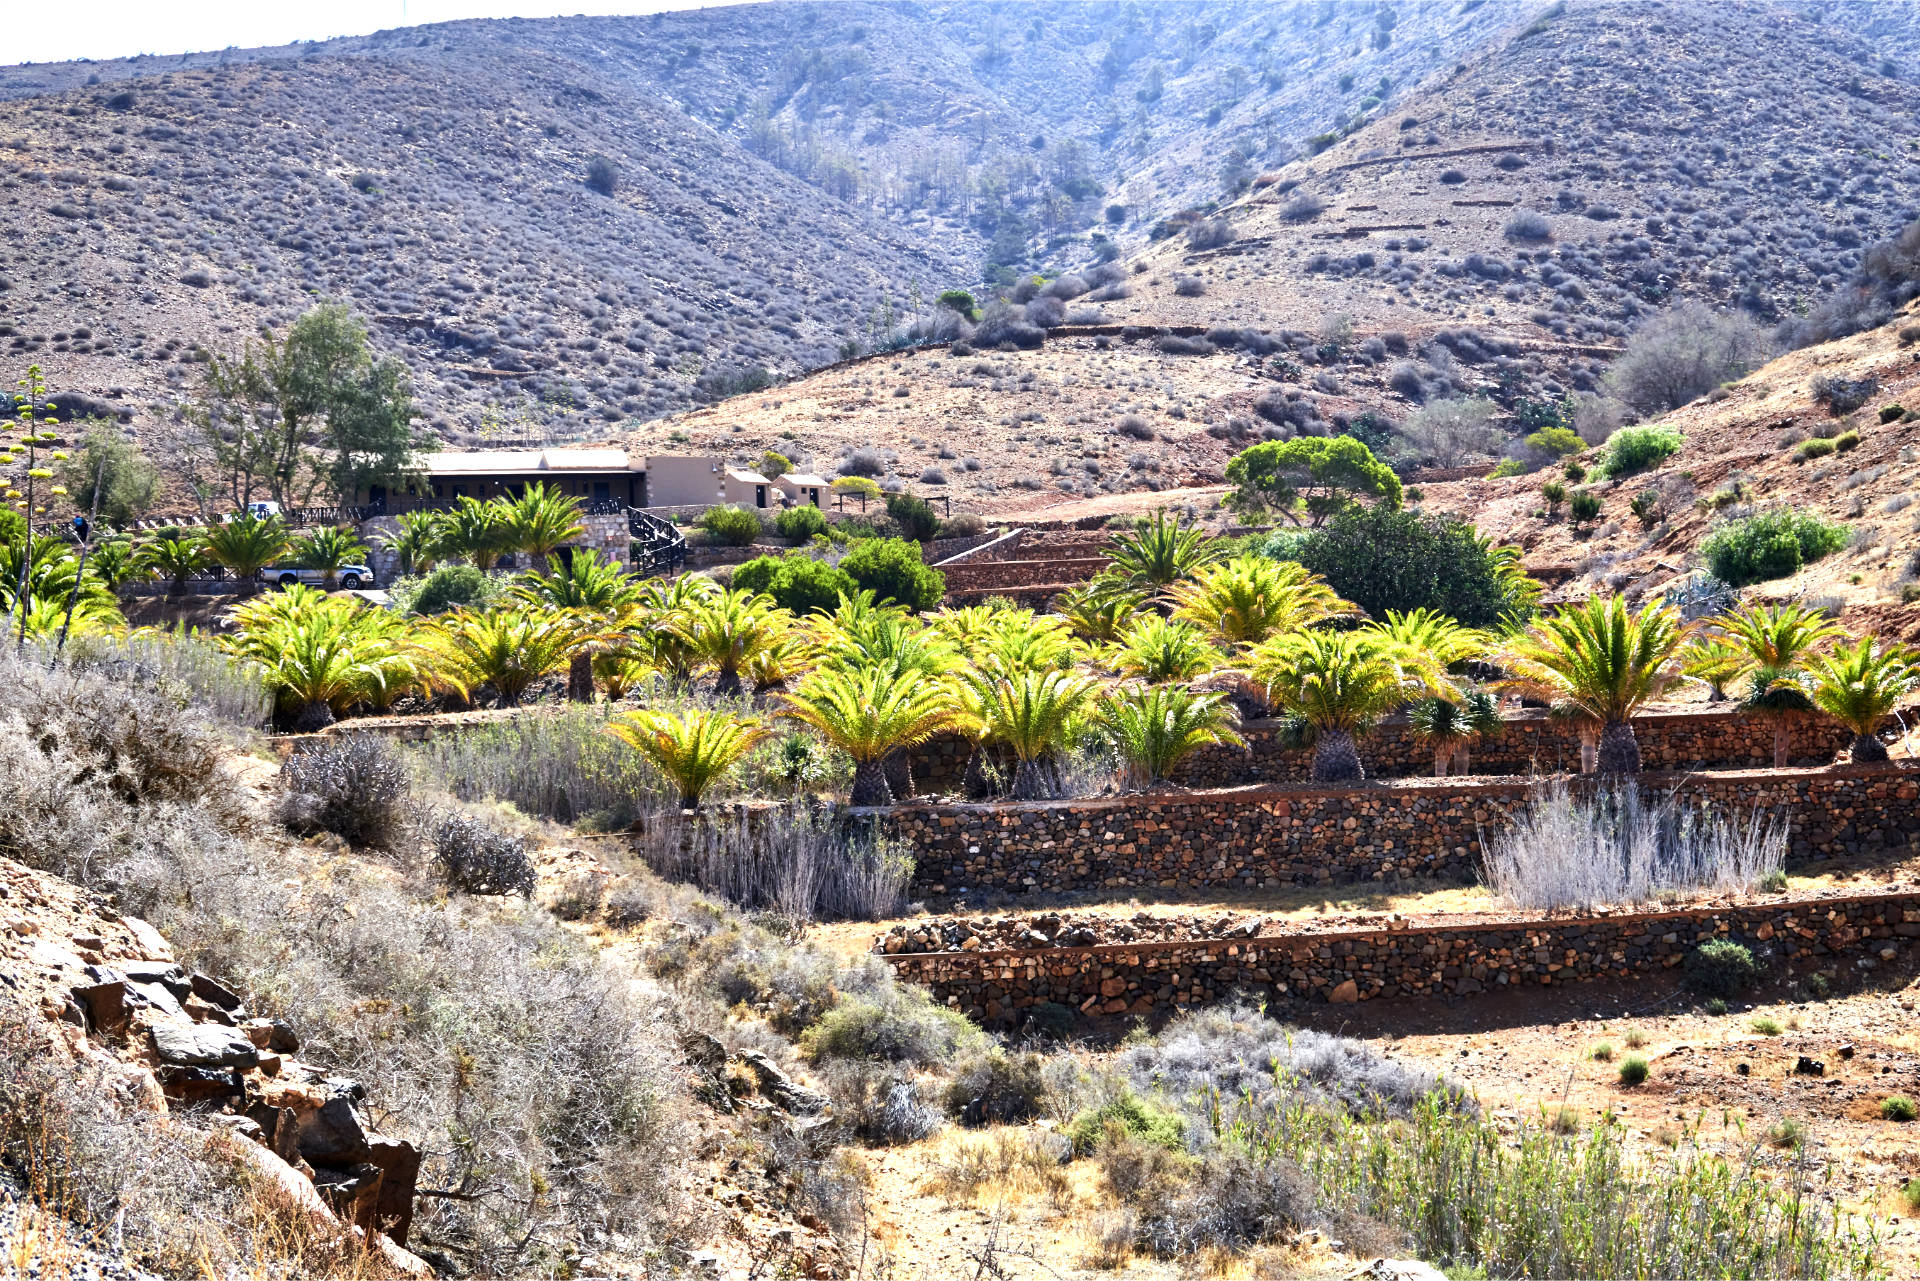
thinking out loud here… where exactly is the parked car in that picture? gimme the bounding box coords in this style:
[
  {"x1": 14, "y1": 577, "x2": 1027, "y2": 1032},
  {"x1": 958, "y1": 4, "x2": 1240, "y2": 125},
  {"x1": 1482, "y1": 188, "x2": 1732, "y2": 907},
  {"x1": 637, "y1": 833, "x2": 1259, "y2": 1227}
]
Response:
[
  {"x1": 243, "y1": 501, "x2": 282, "y2": 521},
  {"x1": 262, "y1": 564, "x2": 375, "y2": 590}
]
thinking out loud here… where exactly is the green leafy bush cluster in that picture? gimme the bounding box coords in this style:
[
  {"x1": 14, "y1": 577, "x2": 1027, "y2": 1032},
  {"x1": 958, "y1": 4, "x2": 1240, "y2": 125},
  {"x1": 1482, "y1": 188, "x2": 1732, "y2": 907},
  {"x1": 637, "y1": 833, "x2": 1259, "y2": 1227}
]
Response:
[
  {"x1": 698, "y1": 504, "x2": 764, "y2": 546},
  {"x1": 1595, "y1": 425, "x2": 1683, "y2": 477},
  {"x1": 774, "y1": 504, "x2": 828, "y2": 541},
  {"x1": 731, "y1": 552, "x2": 856, "y2": 615},
  {"x1": 1700, "y1": 510, "x2": 1850, "y2": 587},
  {"x1": 1683, "y1": 939, "x2": 1763, "y2": 999},
  {"x1": 838, "y1": 537, "x2": 945, "y2": 612},
  {"x1": 1069, "y1": 1090, "x2": 1187, "y2": 1156},
  {"x1": 1274, "y1": 504, "x2": 1536, "y2": 629},
  {"x1": 408, "y1": 562, "x2": 494, "y2": 614}
]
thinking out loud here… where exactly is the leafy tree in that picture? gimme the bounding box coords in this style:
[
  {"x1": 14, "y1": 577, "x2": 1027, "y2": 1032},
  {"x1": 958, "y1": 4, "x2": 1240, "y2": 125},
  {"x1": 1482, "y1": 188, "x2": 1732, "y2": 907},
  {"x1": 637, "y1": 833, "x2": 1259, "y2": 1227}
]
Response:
[
  {"x1": 886, "y1": 491, "x2": 941, "y2": 542},
  {"x1": 1806, "y1": 638, "x2": 1918, "y2": 763},
  {"x1": 1248, "y1": 629, "x2": 1436, "y2": 782},
  {"x1": 1594, "y1": 425, "x2": 1683, "y2": 478},
  {"x1": 410, "y1": 563, "x2": 494, "y2": 615},
  {"x1": 698, "y1": 504, "x2": 763, "y2": 547},
  {"x1": 606, "y1": 708, "x2": 771, "y2": 810},
  {"x1": 292, "y1": 526, "x2": 370, "y2": 588},
  {"x1": 1500, "y1": 596, "x2": 1687, "y2": 774},
  {"x1": 1098, "y1": 684, "x2": 1244, "y2": 788},
  {"x1": 58, "y1": 423, "x2": 158, "y2": 528},
  {"x1": 839, "y1": 538, "x2": 944, "y2": 612},
  {"x1": 1700, "y1": 510, "x2": 1849, "y2": 588},
  {"x1": 1275, "y1": 505, "x2": 1537, "y2": 630},
  {"x1": 1104, "y1": 509, "x2": 1221, "y2": 589},
  {"x1": 1401, "y1": 397, "x2": 1500, "y2": 469},
  {"x1": 731, "y1": 552, "x2": 855, "y2": 615},
  {"x1": 780, "y1": 666, "x2": 958, "y2": 805},
  {"x1": 202, "y1": 513, "x2": 290, "y2": 593},
  {"x1": 1225, "y1": 436, "x2": 1403, "y2": 525},
  {"x1": 1603, "y1": 302, "x2": 1769, "y2": 414},
  {"x1": 192, "y1": 302, "x2": 428, "y2": 506},
  {"x1": 759, "y1": 450, "x2": 792, "y2": 480},
  {"x1": 774, "y1": 504, "x2": 827, "y2": 541}
]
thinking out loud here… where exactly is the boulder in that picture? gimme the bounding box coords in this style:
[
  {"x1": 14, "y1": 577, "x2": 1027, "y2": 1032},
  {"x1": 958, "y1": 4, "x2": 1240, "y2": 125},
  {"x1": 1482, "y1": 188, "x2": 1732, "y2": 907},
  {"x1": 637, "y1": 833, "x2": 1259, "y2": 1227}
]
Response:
[
  {"x1": 151, "y1": 1022, "x2": 260, "y2": 1069},
  {"x1": 735, "y1": 1050, "x2": 828, "y2": 1116},
  {"x1": 243, "y1": 1017, "x2": 300, "y2": 1054},
  {"x1": 73, "y1": 980, "x2": 129, "y2": 1031},
  {"x1": 367, "y1": 1135, "x2": 422, "y2": 1245},
  {"x1": 190, "y1": 972, "x2": 246, "y2": 1011},
  {"x1": 1328, "y1": 979, "x2": 1361, "y2": 1005},
  {"x1": 119, "y1": 915, "x2": 173, "y2": 961},
  {"x1": 298, "y1": 1092, "x2": 374, "y2": 1165},
  {"x1": 310, "y1": 1162, "x2": 384, "y2": 1234}
]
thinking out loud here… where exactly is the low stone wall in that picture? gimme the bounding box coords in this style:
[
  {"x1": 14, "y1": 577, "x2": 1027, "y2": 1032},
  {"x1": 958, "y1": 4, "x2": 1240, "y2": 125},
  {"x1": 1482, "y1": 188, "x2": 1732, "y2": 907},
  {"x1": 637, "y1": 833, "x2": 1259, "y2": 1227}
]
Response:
[
  {"x1": 880, "y1": 764, "x2": 1920, "y2": 895},
  {"x1": 939, "y1": 557, "x2": 1109, "y2": 594},
  {"x1": 886, "y1": 890, "x2": 1920, "y2": 1023},
  {"x1": 902, "y1": 707, "x2": 1864, "y2": 795}
]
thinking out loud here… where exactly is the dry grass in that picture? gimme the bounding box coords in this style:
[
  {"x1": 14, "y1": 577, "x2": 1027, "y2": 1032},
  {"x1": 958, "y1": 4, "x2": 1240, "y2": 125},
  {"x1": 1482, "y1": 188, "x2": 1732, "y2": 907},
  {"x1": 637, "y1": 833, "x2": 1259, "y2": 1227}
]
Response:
[{"x1": 922, "y1": 1127, "x2": 1074, "y2": 1212}]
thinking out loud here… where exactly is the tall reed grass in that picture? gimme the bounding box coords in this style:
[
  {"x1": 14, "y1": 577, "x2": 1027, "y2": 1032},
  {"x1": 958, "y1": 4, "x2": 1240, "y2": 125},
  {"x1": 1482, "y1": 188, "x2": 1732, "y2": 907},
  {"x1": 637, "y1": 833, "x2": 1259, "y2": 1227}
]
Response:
[
  {"x1": 1482, "y1": 781, "x2": 1787, "y2": 911},
  {"x1": 58, "y1": 629, "x2": 271, "y2": 730},
  {"x1": 630, "y1": 802, "x2": 913, "y2": 922}
]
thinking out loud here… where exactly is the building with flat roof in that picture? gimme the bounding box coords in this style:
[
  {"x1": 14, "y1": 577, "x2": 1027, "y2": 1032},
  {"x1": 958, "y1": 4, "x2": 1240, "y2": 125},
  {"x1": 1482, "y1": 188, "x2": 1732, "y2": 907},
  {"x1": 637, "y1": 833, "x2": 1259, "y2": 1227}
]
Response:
[{"x1": 353, "y1": 448, "x2": 782, "y2": 512}]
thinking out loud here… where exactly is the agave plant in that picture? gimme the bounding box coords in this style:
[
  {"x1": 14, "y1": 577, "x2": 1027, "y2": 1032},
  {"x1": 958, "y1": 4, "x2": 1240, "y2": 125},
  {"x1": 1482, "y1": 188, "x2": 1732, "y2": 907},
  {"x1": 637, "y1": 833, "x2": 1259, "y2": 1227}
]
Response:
[
  {"x1": 202, "y1": 514, "x2": 290, "y2": 593},
  {"x1": 1103, "y1": 508, "x2": 1222, "y2": 590},
  {"x1": 673, "y1": 587, "x2": 790, "y2": 697},
  {"x1": 1168, "y1": 554, "x2": 1351, "y2": 648},
  {"x1": 958, "y1": 667, "x2": 1102, "y2": 799},
  {"x1": 437, "y1": 496, "x2": 514, "y2": 570},
  {"x1": 1408, "y1": 686, "x2": 1503, "y2": 776},
  {"x1": 1248, "y1": 629, "x2": 1442, "y2": 782},
  {"x1": 292, "y1": 525, "x2": 370, "y2": 589},
  {"x1": 780, "y1": 665, "x2": 958, "y2": 805},
  {"x1": 501, "y1": 482, "x2": 585, "y2": 558},
  {"x1": 424, "y1": 606, "x2": 592, "y2": 706},
  {"x1": 1805, "y1": 638, "x2": 1917, "y2": 763},
  {"x1": 1712, "y1": 602, "x2": 1844, "y2": 767},
  {"x1": 1500, "y1": 595, "x2": 1688, "y2": 774},
  {"x1": 1110, "y1": 616, "x2": 1224, "y2": 684},
  {"x1": 1098, "y1": 683, "x2": 1245, "y2": 789},
  {"x1": 606, "y1": 707, "x2": 771, "y2": 809},
  {"x1": 1056, "y1": 579, "x2": 1147, "y2": 643}
]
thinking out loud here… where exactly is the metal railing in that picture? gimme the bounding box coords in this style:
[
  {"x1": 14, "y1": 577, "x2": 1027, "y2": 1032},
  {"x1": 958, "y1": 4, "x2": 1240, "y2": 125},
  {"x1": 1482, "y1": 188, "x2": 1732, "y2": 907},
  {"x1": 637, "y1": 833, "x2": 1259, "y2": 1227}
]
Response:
[{"x1": 628, "y1": 508, "x2": 688, "y2": 577}]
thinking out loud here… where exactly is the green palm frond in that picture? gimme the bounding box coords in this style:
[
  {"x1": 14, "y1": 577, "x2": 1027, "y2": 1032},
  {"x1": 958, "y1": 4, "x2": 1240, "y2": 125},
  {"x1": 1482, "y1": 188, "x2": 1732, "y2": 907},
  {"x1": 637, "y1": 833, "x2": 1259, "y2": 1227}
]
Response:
[
  {"x1": 1109, "y1": 615, "x2": 1224, "y2": 684},
  {"x1": 1098, "y1": 683, "x2": 1244, "y2": 788},
  {"x1": 606, "y1": 707, "x2": 771, "y2": 809},
  {"x1": 1104, "y1": 508, "x2": 1222, "y2": 589},
  {"x1": 1498, "y1": 595, "x2": 1687, "y2": 726}
]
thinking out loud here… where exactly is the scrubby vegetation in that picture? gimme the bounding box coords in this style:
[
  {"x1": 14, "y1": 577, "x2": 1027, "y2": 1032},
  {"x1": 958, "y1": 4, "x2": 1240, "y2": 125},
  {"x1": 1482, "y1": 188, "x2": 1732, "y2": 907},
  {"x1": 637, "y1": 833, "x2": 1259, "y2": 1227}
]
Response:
[{"x1": 1701, "y1": 510, "x2": 1851, "y2": 587}]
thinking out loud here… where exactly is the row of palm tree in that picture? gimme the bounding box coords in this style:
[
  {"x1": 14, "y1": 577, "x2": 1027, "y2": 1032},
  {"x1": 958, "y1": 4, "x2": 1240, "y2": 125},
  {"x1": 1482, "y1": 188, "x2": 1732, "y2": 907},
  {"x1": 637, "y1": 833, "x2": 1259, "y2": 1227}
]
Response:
[{"x1": 382, "y1": 484, "x2": 586, "y2": 574}]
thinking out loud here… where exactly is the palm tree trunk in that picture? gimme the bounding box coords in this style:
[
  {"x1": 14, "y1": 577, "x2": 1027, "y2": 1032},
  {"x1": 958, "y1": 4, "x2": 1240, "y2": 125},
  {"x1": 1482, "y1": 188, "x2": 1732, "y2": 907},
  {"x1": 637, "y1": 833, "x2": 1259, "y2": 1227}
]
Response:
[
  {"x1": 1597, "y1": 718, "x2": 1641, "y2": 774},
  {"x1": 1771, "y1": 716, "x2": 1791, "y2": 769},
  {"x1": 1851, "y1": 732, "x2": 1889, "y2": 763},
  {"x1": 1452, "y1": 744, "x2": 1471, "y2": 776},
  {"x1": 883, "y1": 748, "x2": 913, "y2": 799},
  {"x1": 851, "y1": 758, "x2": 892, "y2": 807},
  {"x1": 1579, "y1": 729, "x2": 1598, "y2": 774},
  {"x1": 1011, "y1": 758, "x2": 1052, "y2": 800},
  {"x1": 1311, "y1": 730, "x2": 1365, "y2": 783},
  {"x1": 293, "y1": 700, "x2": 335, "y2": 733},
  {"x1": 1433, "y1": 748, "x2": 1450, "y2": 778},
  {"x1": 567, "y1": 653, "x2": 595, "y2": 702},
  {"x1": 712, "y1": 665, "x2": 744, "y2": 699}
]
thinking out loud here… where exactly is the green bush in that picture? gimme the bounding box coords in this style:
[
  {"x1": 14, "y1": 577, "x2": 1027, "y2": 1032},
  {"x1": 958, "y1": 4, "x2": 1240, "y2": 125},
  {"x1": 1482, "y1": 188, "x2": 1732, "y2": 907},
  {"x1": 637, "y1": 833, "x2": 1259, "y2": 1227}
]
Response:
[
  {"x1": 1069, "y1": 1090, "x2": 1186, "y2": 1156},
  {"x1": 885, "y1": 491, "x2": 941, "y2": 542},
  {"x1": 1879, "y1": 404, "x2": 1905, "y2": 424},
  {"x1": 1630, "y1": 489, "x2": 1663, "y2": 529},
  {"x1": 1595, "y1": 425, "x2": 1683, "y2": 477},
  {"x1": 1833, "y1": 430, "x2": 1861, "y2": 453},
  {"x1": 1525, "y1": 426, "x2": 1585, "y2": 459},
  {"x1": 698, "y1": 504, "x2": 764, "y2": 547},
  {"x1": 1278, "y1": 504, "x2": 1536, "y2": 630},
  {"x1": 1795, "y1": 438, "x2": 1836, "y2": 461},
  {"x1": 799, "y1": 988, "x2": 983, "y2": 1066},
  {"x1": 1563, "y1": 459, "x2": 1587, "y2": 482},
  {"x1": 1568, "y1": 490, "x2": 1602, "y2": 524},
  {"x1": 839, "y1": 537, "x2": 944, "y2": 612},
  {"x1": 1617, "y1": 1054, "x2": 1650, "y2": 1086},
  {"x1": 1700, "y1": 510, "x2": 1850, "y2": 587},
  {"x1": 773, "y1": 504, "x2": 827, "y2": 541},
  {"x1": 1683, "y1": 939, "x2": 1763, "y2": 999},
  {"x1": 730, "y1": 553, "x2": 856, "y2": 616},
  {"x1": 410, "y1": 563, "x2": 494, "y2": 614},
  {"x1": 1489, "y1": 459, "x2": 1528, "y2": 478},
  {"x1": 1880, "y1": 1095, "x2": 1916, "y2": 1122}
]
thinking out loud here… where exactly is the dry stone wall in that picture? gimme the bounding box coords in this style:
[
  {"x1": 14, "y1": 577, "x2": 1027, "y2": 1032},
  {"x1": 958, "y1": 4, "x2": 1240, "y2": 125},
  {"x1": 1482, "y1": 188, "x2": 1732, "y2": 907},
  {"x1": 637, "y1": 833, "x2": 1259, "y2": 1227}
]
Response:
[
  {"x1": 880, "y1": 764, "x2": 1920, "y2": 896},
  {"x1": 885, "y1": 890, "x2": 1920, "y2": 1025}
]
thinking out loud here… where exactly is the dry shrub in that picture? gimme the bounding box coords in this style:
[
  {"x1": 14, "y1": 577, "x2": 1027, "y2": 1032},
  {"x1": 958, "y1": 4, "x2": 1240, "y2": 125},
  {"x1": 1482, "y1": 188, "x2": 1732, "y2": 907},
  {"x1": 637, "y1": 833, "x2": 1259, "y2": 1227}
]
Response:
[
  {"x1": 820, "y1": 1062, "x2": 944, "y2": 1146},
  {"x1": 927, "y1": 1128, "x2": 1071, "y2": 1207},
  {"x1": 279, "y1": 733, "x2": 410, "y2": 850}
]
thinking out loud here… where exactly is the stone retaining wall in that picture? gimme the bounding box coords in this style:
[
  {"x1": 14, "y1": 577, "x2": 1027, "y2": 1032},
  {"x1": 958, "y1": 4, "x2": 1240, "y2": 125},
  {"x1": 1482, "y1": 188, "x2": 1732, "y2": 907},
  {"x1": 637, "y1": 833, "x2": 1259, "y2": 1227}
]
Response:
[
  {"x1": 902, "y1": 707, "x2": 1864, "y2": 795},
  {"x1": 885, "y1": 890, "x2": 1920, "y2": 1024},
  {"x1": 939, "y1": 557, "x2": 1109, "y2": 594},
  {"x1": 880, "y1": 764, "x2": 1920, "y2": 895}
]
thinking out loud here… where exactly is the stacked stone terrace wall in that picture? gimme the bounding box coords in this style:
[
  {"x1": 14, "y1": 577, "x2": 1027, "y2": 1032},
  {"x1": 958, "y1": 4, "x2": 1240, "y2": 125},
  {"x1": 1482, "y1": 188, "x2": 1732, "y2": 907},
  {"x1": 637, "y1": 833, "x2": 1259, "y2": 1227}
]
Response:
[
  {"x1": 880, "y1": 764, "x2": 1920, "y2": 895},
  {"x1": 902, "y1": 708, "x2": 1862, "y2": 796},
  {"x1": 939, "y1": 557, "x2": 1110, "y2": 595},
  {"x1": 886, "y1": 890, "x2": 1920, "y2": 1024}
]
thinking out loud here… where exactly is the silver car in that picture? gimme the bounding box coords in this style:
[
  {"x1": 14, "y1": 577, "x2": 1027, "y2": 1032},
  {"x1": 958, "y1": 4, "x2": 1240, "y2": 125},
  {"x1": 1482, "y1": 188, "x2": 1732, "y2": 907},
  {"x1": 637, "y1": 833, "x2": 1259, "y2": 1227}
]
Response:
[{"x1": 263, "y1": 564, "x2": 375, "y2": 590}]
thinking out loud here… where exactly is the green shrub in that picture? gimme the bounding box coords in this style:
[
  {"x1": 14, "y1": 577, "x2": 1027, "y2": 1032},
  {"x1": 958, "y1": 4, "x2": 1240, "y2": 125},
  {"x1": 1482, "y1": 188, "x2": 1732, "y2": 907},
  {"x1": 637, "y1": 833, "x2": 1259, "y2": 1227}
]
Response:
[
  {"x1": 799, "y1": 988, "x2": 983, "y2": 1066},
  {"x1": 885, "y1": 491, "x2": 941, "y2": 542},
  {"x1": 1563, "y1": 459, "x2": 1587, "y2": 482},
  {"x1": 1833, "y1": 430, "x2": 1861, "y2": 453},
  {"x1": 1069, "y1": 1090, "x2": 1186, "y2": 1156},
  {"x1": 730, "y1": 552, "x2": 855, "y2": 615},
  {"x1": 1618, "y1": 1054, "x2": 1650, "y2": 1086},
  {"x1": 1541, "y1": 480, "x2": 1567, "y2": 509},
  {"x1": 1750, "y1": 1015, "x2": 1782, "y2": 1036},
  {"x1": 1879, "y1": 404, "x2": 1905, "y2": 424},
  {"x1": 1277, "y1": 503, "x2": 1537, "y2": 630},
  {"x1": 1489, "y1": 459, "x2": 1528, "y2": 478},
  {"x1": 774, "y1": 504, "x2": 827, "y2": 541},
  {"x1": 410, "y1": 562, "x2": 494, "y2": 614},
  {"x1": 1568, "y1": 490, "x2": 1602, "y2": 524},
  {"x1": 1590, "y1": 1042, "x2": 1615, "y2": 1062},
  {"x1": 1630, "y1": 489, "x2": 1663, "y2": 529},
  {"x1": 1882, "y1": 1096, "x2": 1917, "y2": 1123},
  {"x1": 1596, "y1": 425, "x2": 1683, "y2": 477},
  {"x1": 839, "y1": 537, "x2": 944, "y2": 612},
  {"x1": 1795, "y1": 438, "x2": 1836, "y2": 461},
  {"x1": 698, "y1": 504, "x2": 763, "y2": 546},
  {"x1": 1700, "y1": 510, "x2": 1850, "y2": 587},
  {"x1": 1525, "y1": 426, "x2": 1584, "y2": 459},
  {"x1": 1683, "y1": 938, "x2": 1763, "y2": 999}
]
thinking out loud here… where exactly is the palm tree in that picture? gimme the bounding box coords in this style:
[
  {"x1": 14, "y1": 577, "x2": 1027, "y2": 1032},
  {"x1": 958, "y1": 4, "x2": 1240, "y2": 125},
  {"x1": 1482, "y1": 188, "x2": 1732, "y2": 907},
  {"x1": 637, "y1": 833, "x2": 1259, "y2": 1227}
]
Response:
[
  {"x1": 222, "y1": 589, "x2": 413, "y2": 730},
  {"x1": 1408, "y1": 687, "x2": 1503, "y2": 776},
  {"x1": 382, "y1": 511, "x2": 446, "y2": 576},
  {"x1": 424, "y1": 606, "x2": 591, "y2": 706},
  {"x1": 1369, "y1": 608, "x2": 1488, "y2": 673},
  {"x1": 606, "y1": 707, "x2": 771, "y2": 809},
  {"x1": 1098, "y1": 683, "x2": 1245, "y2": 789},
  {"x1": 591, "y1": 652, "x2": 651, "y2": 702},
  {"x1": 293, "y1": 525, "x2": 370, "y2": 589},
  {"x1": 780, "y1": 665, "x2": 958, "y2": 806},
  {"x1": 1805, "y1": 638, "x2": 1918, "y2": 763},
  {"x1": 513, "y1": 549, "x2": 640, "y2": 610},
  {"x1": 1248, "y1": 629, "x2": 1440, "y2": 782},
  {"x1": 1103, "y1": 509, "x2": 1221, "y2": 591},
  {"x1": 202, "y1": 514, "x2": 289, "y2": 593},
  {"x1": 969, "y1": 610, "x2": 1079, "y2": 677},
  {"x1": 619, "y1": 572, "x2": 720, "y2": 685},
  {"x1": 501, "y1": 482, "x2": 585, "y2": 560},
  {"x1": 1056, "y1": 579, "x2": 1146, "y2": 643},
  {"x1": 959, "y1": 667, "x2": 1101, "y2": 799},
  {"x1": 87, "y1": 538, "x2": 139, "y2": 596},
  {"x1": 135, "y1": 535, "x2": 208, "y2": 596},
  {"x1": 1110, "y1": 616, "x2": 1223, "y2": 684},
  {"x1": 1168, "y1": 555, "x2": 1349, "y2": 648},
  {"x1": 1680, "y1": 636, "x2": 1746, "y2": 702},
  {"x1": 1713, "y1": 603, "x2": 1844, "y2": 768},
  {"x1": 1500, "y1": 595, "x2": 1688, "y2": 775},
  {"x1": 673, "y1": 587, "x2": 789, "y2": 698},
  {"x1": 437, "y1": 496, "x2": 514, "y2": 570}
]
